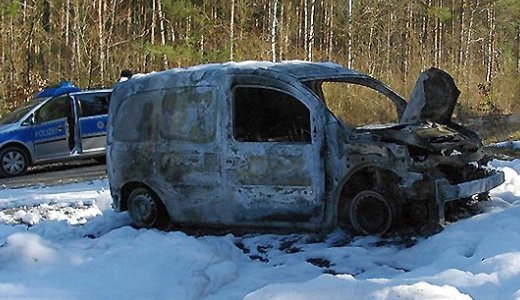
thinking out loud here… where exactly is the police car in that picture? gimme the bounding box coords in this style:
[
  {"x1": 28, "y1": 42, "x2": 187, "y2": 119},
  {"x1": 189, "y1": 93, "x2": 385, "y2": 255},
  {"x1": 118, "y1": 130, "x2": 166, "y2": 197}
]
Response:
[{"x1": 0, "y1": 82, "x2": 111, "y2": 177}]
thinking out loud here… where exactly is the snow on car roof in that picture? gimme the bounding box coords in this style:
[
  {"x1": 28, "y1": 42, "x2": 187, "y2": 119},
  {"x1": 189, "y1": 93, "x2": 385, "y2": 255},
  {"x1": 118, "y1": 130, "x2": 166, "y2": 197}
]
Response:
[
  {"x1": 125, "y1": 61, "x2": 363, "y2": 84},
  {"x1": 184, "y1": 60, "x2": 363, "y2": 79}
]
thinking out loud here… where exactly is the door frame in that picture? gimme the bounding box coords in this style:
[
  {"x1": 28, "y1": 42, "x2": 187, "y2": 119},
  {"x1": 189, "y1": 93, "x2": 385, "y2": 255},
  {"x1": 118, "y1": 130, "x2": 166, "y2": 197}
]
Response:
[{"x1": 222, "y1": 74, "x2": 327, "y2": 227}]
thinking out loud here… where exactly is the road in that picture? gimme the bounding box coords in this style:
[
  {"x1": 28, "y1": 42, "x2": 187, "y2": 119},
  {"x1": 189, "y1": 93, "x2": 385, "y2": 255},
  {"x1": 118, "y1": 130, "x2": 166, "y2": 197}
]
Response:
[{"x1": 0, "y1": 159, "x2": 107, "y2": 189}]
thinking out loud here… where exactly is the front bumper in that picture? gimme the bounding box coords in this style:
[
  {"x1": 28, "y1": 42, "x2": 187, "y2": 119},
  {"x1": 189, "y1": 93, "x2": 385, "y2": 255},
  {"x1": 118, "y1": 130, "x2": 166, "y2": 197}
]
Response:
[{"x1": 435, "y1": 170, "x2": 505, "y2": 221}]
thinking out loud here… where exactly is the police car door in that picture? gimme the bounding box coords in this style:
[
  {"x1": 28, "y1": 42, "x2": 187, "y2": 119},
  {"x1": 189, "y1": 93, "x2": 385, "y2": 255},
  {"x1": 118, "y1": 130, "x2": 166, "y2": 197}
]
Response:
[
  {"x1": 224, "y1": 76, "x2": 326, "y2": 227},
  {"x1": 32, "y1": 95, "x2": 73, "y2": 159},
  {"x1": 75, "y1": 92, "x2": 110, "y2": 153}
]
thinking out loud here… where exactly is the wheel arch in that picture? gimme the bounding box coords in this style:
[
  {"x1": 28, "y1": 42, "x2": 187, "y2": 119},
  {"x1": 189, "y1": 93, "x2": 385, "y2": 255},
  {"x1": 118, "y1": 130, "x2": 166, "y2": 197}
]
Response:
[
  {"x1": 334, "y1": 164, "x2": 403, "y2": 225},
  {"x1": 120, "y1": 181, "x2": 171, "y2": 229},
  {"x1": 119, "y1": 181, "x2": 163, "y2": 212},
  {"x1": 0, "y1": 142, "x2": 33, "y2": 164}
]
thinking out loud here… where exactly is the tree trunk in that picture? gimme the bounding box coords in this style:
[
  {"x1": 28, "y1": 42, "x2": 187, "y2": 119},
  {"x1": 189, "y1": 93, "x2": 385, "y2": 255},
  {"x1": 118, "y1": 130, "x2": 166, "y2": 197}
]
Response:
[
  {"x1": 106, "y1": 0, "x2": 117, "y2": 77},
  {"x1": 458, "y1": 0, "x2": 465, "y2": 67},
  {"x1": 304, "y1": 0, "x2": 308, "y2": 57},
  {"x1": 230, "y1": 0, "x2": 235, "y2": 60},
  {"x1": 486, "y1": 2, "x2": 495, "y2": 83},
  {"x1": 41, "y1": 0, "x2": 51, "y2": 80},
  {"x1": 368, "y1": 24, "x2": 374, "y2": 73},
  {"x1": 65, "y1": 0, "x2": 71, "y2": 46},
  {"x1": 285, "y1": 1, "x2": 293, "y2": 60},
  {"x1": 404, "y1": 1, "x2": 413, "y2": 81},
  {"x1": 296, "y1": 5, "x2": 301, "y2": 49},
  {"x1": 279, "y1": 2, "x2": 285, "y2": 60},
  {"x1": 347, "y1": 0, "x2": 353, "y2": 68},
  {"x1": 98, "y1": 0, "x2": 105, "y2": 83},
  {"x1": 464, "y1": 0, "x2": 478, "y2": 69},
  {"x1": 151, "y1": 0, "x2": 156, "y2": 45},
  {"x1": 73, "y1": 0, "x2": 80, "y2": 82},
  {"x1": 0, "y1": 13, "x2": 4, "y2": 80},
  {"x1": 270, "y1": 0, "x2": 278, "y2": 62},
  {"x1": 517, "y1": 27, "x2": 520, "y2": 73},
  {"x1": 157, "y1": 0, "x2": 168, "y2": 69},
  {"x1": 307, "y1": 0, "x2": 315, "y2": 61},
  {"x1": 435, "y1": 0, "x2": 443, "y2": 68},
  {"x1": 26, "y1": 10, "x2": 36, "y2": 85},
  {"x1": 327, "y1": 3, "x2": 334, "y2": 61},
  {"x1": 23, "y1": 0, "x2": 27, "y2": 23},
  {"x1": 9, "y1": 15, "x2": 15, "y2": 93},
  {"x1": 386, "y1": 2, "x2": 392, "y2": 71},
  {"x1": 421, "y1": 0, "x2": 432, "y2": 67}
]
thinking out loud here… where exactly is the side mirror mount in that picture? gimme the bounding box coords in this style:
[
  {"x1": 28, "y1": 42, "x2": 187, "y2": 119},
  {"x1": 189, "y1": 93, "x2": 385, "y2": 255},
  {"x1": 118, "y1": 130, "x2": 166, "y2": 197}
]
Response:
[{"x1": 21, "y1": 114, "x2": 34, "y2": 126}]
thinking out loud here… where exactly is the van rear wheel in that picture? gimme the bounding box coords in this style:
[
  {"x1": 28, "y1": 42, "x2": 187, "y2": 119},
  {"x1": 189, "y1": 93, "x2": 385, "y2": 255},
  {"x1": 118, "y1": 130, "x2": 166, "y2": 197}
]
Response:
[
  {"x1": 127, "y1": 187, "x2": 168, "y2": 229},
  {"x1": 0, "y1": 147, "x2": 29, "y2": 177}
]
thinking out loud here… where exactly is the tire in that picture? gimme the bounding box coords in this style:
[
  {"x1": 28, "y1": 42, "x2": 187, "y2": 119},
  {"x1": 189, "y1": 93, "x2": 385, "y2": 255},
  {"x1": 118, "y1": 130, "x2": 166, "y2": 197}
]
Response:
[
  {"x1": 0, "y1": 147, "x2": 29, "y2": 177},
  {"x1": 127, "y1": 187, "x2": 169, "y2": 229},
  {"x1": 346, "y1": 190, "x2": 395, "y2": 236}
]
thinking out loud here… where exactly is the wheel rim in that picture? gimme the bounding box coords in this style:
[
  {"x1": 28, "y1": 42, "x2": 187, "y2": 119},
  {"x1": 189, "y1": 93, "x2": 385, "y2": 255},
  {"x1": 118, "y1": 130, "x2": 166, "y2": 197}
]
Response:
[
  {"x1": 350, "y1": 190, "x2": 393, "y2": 235},
  {"x1": 128, "y1": 190, "x2": 158, "y2": 228},
  {"x1": 2, "y1": 150, "x2": 26, "y2": 176}
]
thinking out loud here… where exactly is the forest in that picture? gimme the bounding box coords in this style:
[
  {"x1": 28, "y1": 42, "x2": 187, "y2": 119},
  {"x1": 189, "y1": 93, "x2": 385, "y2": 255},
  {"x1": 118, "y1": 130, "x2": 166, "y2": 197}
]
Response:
[{"x1": 0, "y1": 0, "x2": 519, "y2": 127}]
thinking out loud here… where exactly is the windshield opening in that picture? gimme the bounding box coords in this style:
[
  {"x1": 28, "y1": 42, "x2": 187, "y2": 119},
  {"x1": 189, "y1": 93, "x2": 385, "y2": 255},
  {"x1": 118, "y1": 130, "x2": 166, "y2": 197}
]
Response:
[{"x1": 315, "y1": 81, "x2": 401, "y2": 128}]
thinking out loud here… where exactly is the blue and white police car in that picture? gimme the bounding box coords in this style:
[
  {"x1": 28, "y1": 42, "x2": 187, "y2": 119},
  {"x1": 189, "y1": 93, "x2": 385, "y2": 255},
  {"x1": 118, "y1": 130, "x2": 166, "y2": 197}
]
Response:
[{"x1": 0, "y1": 83, "x2": 111, "y2": 177}]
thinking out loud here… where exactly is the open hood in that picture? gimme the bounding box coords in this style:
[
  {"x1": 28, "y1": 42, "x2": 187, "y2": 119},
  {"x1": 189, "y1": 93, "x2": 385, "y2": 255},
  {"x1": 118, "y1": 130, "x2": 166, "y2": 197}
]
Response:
[{"x1": 399, "y1": 68, "x2": 460, "y2": 125}]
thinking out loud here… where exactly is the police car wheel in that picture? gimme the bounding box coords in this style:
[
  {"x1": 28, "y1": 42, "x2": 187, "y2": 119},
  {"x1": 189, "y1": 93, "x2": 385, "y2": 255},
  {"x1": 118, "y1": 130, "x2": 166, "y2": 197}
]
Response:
[{"x1": 0, "y1": 147, "x2": 29, "y2": 177}]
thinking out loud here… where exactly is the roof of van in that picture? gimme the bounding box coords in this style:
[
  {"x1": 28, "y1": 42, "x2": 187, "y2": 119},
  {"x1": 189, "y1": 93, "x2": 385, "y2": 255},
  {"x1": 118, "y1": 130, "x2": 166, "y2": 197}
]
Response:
[
  {"x1": 185, "y1": 60, "x2": 364, "y2": 80},
  {"x1": 110, "y1": 61, "x2": 370, "y2": 102},
  {"x1": 109, "y1": 61, "x2": 407, "y2": 121},
  {"x1": 127, "y1": 61, "x2": 365, "y2": 83}
]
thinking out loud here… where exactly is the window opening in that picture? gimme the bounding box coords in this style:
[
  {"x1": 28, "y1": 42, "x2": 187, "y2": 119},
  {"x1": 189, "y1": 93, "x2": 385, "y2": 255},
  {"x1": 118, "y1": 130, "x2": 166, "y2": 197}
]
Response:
[
  {"x1": 233, "y1": 87, "x2": 311, "y2": 142},
  {"x1": 77, "y1": 93, "x2": 110, "y2": 117}
]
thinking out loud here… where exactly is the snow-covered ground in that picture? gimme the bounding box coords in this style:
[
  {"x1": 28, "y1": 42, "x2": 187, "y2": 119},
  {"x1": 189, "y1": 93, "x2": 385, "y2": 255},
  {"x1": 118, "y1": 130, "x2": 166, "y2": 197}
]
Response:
[
  {"x1": 493, "y1": 140, "x2": 520, "y2": 150},
  {"x1": 0, "y1": 160, "x2": 519, "y2": 300}
]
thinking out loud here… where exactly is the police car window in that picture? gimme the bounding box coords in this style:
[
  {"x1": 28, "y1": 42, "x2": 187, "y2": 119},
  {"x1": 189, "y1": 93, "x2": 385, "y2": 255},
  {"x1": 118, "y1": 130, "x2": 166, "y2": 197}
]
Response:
[
  {"x1": 77, "y1": 93, "x2": 110, "y2": 117},
  {"x1": 0, "y1": 101, "x2": 36, "y2": 125},
  {"x1": 34, "y1": 96, "x2": 71, "y2": 123}
]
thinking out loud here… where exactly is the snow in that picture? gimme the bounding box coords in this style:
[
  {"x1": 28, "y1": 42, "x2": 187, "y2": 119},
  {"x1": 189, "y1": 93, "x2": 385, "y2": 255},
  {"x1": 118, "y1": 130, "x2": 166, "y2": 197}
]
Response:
[
  {"x1": 492, "y1": 140, "x2": 520, "y2": 150},
  {"x1": 0, "y1": 160, "x2": 518, "y2": 299}
]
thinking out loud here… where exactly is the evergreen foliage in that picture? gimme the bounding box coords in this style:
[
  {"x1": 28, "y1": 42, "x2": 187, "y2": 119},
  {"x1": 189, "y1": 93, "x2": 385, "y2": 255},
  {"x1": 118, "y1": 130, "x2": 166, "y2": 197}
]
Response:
[{"x1": 0, "y1": 0, "x2": 519, "y2": 124}]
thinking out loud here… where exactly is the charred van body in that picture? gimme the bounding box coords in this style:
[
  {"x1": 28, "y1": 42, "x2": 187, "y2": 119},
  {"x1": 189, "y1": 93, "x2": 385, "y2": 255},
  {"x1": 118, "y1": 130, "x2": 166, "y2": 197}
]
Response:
[{"x1": 107, "y1": 62, "x2": 504, "y2": 235}]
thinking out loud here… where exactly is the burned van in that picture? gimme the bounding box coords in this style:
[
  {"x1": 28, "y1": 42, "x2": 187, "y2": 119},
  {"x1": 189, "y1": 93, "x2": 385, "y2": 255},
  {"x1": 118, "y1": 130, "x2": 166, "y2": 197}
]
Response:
[{"x1": 107, "y1": 62, "x2": 504, "y2": 235}]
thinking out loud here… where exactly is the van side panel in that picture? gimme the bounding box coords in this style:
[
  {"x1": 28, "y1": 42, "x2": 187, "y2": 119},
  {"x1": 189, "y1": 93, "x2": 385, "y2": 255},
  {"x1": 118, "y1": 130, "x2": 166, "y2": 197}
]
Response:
[
  {"x1": 110, "y1": 85, "x2": 224, "y2": 223},
  {"x1": 155, "y1": 87, "x2": 223, "y2": 223},
  {"x1": 110, "y1": 90, "x2": 163, "y2": 192},
  {"x1": 225, "y1": 143, "x2": 321, "y2": 223}
]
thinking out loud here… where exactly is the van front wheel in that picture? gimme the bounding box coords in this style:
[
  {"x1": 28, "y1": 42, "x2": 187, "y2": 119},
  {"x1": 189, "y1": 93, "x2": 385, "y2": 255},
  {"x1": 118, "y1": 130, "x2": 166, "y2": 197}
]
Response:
[
  {"x1": 346, "y1": 190, "x2": 396, "y2": 236},
  {"x1": 127, "y1": 187, "x2": 168, "y2": 229},
  {"x1": 0, "y1": 147, "x2": 29, "y2": 177}
]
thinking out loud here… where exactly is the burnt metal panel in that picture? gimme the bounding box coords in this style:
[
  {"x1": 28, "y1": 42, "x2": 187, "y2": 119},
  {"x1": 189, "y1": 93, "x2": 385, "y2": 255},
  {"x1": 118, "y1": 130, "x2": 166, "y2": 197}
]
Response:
[{"x1": 106, "y1": 61, "x2": 505, "y2": 234}]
